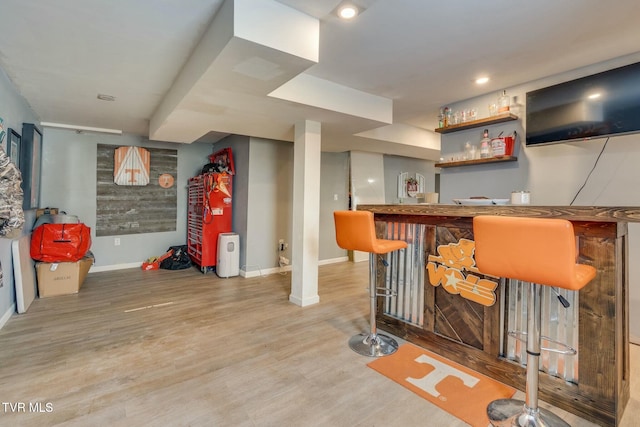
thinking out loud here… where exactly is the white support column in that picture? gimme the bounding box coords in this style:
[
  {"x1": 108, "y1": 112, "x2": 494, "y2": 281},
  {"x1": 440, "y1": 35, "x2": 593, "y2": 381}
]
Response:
[{"x1": 289, "y1": 120, "x2": 321, "y2": 306}]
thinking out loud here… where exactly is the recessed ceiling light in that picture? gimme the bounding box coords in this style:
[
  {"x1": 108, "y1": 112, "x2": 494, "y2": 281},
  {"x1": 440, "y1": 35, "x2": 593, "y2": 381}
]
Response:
[
  {"x1": 97, "y1": 93, "x2": 116, "y2": 101},
  {"x1": 475, "y1": 77, "x2": 490, "y2": 85},
  {"x1": 338, "y1": 5, "x2": 358, "y2": 19},
  {"x1": 588, "y1": 93, "x2": 601, "y2": 100}
]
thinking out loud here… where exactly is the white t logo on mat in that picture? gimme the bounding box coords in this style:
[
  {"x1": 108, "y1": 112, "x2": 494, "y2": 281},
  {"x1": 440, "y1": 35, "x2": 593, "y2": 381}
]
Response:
[{"x1": 406, "y1": 354, "x2": 479, "y2": 398}]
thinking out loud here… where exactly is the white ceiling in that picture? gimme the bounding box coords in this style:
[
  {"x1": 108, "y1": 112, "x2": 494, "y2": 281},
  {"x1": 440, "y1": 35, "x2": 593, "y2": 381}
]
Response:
[{"x1": 1, "y1": 0, "x2": 639, "y2": 160}]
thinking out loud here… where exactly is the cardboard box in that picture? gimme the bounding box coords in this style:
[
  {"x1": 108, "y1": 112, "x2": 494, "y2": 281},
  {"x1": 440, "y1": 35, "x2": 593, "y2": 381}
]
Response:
[
  {"x1": 36, "y1": 256, "x2": 93, "y2": 297},
  {"x1": 36, "y1": 207, "x2": 59, "y2": 218}
]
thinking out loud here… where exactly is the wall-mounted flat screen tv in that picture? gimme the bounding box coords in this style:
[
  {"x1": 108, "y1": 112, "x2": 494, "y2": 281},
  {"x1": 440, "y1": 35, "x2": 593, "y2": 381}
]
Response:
[{"x1": 526, "y1": 61, "x2": 640, "y2": 146}]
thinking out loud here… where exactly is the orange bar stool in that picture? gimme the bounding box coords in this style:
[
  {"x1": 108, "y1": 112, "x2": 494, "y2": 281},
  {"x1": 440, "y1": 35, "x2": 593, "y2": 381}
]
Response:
[
  {"x1": 473, "y1": 216, "x2": 596, "y2": 427},
  {"x1": 334, "y1": 210, "x2": 408, "y2": 357}
]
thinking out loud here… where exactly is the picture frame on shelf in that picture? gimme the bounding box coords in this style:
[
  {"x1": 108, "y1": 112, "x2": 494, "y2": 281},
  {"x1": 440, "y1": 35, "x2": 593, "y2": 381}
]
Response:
[{"x1": 8, "y1": 128, "x2": 21, "y2": 168}]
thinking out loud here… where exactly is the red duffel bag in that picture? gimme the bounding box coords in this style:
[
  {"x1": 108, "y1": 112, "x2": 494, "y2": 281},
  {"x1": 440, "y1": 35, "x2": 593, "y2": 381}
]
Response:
[{"x1": 30, "y1": 223, "x2": 92, "y2": 262}]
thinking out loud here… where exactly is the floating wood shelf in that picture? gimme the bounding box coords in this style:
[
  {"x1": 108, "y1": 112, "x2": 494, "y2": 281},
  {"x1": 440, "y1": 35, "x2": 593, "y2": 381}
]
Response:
[
  {"x1": 435, "y1": 113, "x2": 518, "y2": 134},
  {"x1": 435, "y1": 155, "x2": 517, "y2": 168}
]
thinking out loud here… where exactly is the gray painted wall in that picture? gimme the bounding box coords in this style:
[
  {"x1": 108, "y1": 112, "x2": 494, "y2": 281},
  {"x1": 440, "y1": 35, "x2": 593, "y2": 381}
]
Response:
[
  {"x1": 439, "y1": 119, "x2": 526, "y2": 202},
  {"x1": 40, "y1": 129, "x2": 213, "y2": 268},
  {"x1": 210, "y1": 138, "x2": 350, "y2": 272},
  {"x1": 0, "y1": 67, "x2": 40, "y2": 323},
  {"x1": 246, "y1": 137, "x2": 293, "y2": 273},
  {"x1": 319, "y1": 151, "x2": 349, "y2": 261},
  {"x1": 34, "y1": 129, "x2": 352, "y2": 278}
]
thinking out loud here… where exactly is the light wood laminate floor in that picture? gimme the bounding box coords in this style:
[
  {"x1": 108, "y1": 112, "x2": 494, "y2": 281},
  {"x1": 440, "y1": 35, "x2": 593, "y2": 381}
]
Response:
[{"x1": 0, "y1": 261, "x2": 637, "y2": 426}]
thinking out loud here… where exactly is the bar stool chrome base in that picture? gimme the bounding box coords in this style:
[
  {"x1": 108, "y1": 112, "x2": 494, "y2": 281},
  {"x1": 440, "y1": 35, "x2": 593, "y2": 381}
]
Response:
[
  {"x1": 488, "y1": 399, "x2": 570, "y2": 427},
  {"x1": 349, "y1": 332, "x2": 398, "y2": 357}
]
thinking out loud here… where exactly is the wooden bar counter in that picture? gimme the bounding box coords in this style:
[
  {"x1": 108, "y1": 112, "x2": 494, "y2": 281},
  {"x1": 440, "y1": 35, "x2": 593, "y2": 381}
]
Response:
[{"x1": 358, "y1": 204, "x2": 634, "y2": 426}]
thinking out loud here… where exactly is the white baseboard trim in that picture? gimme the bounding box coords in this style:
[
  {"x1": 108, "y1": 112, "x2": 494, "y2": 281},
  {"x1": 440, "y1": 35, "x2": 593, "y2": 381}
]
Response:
[
  {"x1": 240, "y1": 257, "x2": 348, "y2": 278},
  {"x1": 90, "y1": 262, "x2": 141, "y2": 273},
  {"x1": 0, "y1": 303, "x2": 16, "y2": 330},
  {"x1": 90, "y1": 257, "x2": 349, "y2": 276},
  {"x1": 240, "y1": 265, "x2": 291, "y2": 278},
  {"x1": 318, "y1": 256, "x2": 349, "y2": 265},
  {"x1": 288, "y1": 294, "x2": 320, "y2": 307}
]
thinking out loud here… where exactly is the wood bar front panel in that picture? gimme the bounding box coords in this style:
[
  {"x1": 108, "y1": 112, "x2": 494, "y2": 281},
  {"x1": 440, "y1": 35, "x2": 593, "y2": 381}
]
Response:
[{"x1": 367, "y1": 205, "x2": 631, "y2": 427}]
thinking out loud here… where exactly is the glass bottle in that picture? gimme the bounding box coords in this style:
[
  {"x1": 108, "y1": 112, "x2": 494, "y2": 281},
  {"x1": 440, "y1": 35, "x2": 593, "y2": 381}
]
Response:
[
  {"x1": 480, "y1": 129, "x2": 492, "y2": 158},
  {"x1": 464, "y1": 142, "x2": 472, "y2": 160},
  {"x1": 498, "y1": 90, "x2": 510, "y2": 114}
]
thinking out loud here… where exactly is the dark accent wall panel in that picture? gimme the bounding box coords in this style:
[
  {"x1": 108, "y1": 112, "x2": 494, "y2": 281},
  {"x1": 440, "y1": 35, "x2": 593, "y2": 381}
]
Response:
[{"x1": 96, "y1": 144, "x2": 177, "y2": 236}]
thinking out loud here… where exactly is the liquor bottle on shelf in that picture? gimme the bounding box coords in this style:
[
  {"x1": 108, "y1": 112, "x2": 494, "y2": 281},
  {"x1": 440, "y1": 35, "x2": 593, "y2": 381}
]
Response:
[
  {"x1": 498, "y1": 90, "x2": 510, "y2": 114},
  {"x1": 480, "y1": 129, "x2": 492, "y2": 158}
]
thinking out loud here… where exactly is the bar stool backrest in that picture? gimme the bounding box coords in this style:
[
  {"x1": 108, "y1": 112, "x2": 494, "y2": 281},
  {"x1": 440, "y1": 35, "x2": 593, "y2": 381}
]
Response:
[
  {"x1": 473, "y1": 216, "x2": 596, "y2": 291},
  {"x1": 334, "y1": 211, "x2": 407, "y2": 255}
]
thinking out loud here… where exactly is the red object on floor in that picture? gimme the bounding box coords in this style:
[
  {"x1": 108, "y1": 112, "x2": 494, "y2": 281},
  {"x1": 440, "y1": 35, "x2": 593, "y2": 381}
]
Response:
[{"x1": 31, "y1": 223, "x2": 92, "y2": 262}]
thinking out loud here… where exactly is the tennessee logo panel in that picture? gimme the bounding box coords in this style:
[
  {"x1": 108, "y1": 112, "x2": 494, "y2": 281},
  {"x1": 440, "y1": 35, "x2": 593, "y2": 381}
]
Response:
[
  {"x1": 114, "y1": 146, "x2": 150, "y2": 186},
  {"x1": 427, "y1": 238, "x2": 498, "y2": 306}
]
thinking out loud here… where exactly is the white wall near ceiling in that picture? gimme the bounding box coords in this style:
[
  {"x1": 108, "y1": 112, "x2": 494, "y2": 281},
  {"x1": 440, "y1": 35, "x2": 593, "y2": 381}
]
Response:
[{"x1": 350, "y1": 151, "x2": 386, "y2": 208}]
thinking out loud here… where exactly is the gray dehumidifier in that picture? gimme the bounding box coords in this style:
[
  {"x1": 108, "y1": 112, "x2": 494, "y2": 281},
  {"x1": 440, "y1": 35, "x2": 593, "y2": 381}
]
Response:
[{"x1": 217, "y1": 232, "x2": 239, "y2": 278}]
